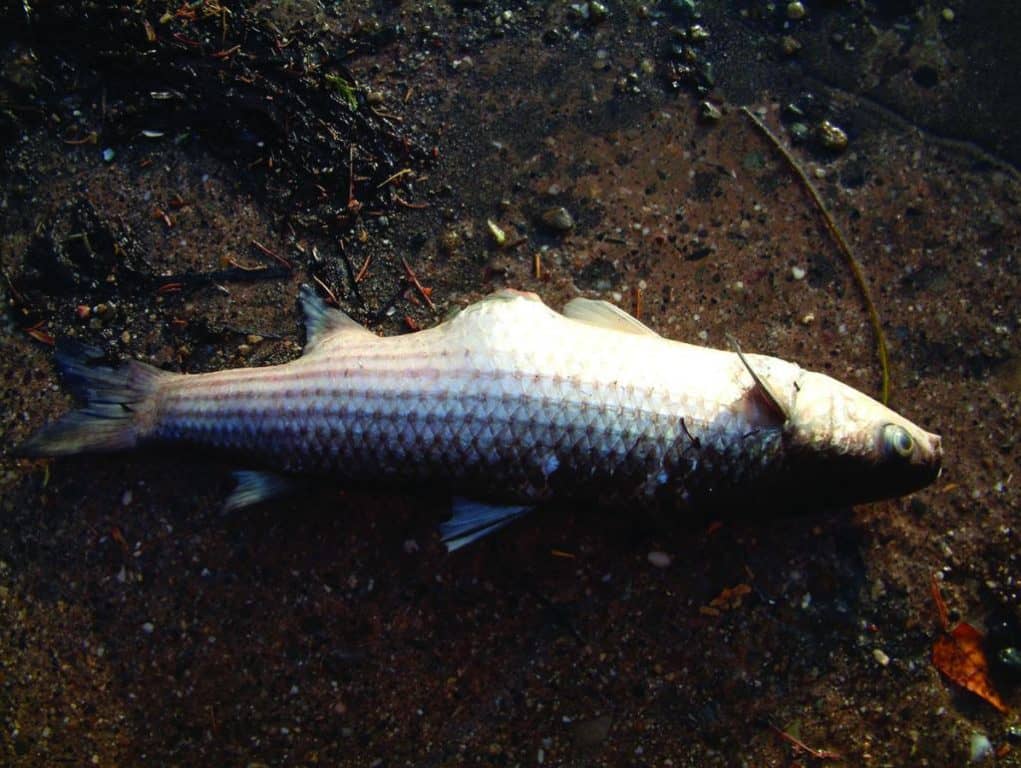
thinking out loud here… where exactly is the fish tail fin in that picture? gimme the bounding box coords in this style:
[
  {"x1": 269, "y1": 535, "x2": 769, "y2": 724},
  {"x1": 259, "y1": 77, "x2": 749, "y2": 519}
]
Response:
[{"x1": 18, "y1": 342, "x2": 171, "y2": 457}]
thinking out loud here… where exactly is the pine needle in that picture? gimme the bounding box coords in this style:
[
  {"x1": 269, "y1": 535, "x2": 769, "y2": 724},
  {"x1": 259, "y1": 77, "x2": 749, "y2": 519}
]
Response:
[{"x1": 741, "y1": 106, "x2": 891, "y2": 404}]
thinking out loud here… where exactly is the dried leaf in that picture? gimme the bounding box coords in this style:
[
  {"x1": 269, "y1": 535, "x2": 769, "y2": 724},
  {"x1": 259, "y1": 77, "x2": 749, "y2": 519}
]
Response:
[
  {"x1": 703, "y1": 583, "x2": 752, "y2": 615},
  {"x1": 25, "y1": 326, "x2": 55, "y2": 346},
  {"x1": 932, "y1": 621, "x2": 1009, "y2": 713}
]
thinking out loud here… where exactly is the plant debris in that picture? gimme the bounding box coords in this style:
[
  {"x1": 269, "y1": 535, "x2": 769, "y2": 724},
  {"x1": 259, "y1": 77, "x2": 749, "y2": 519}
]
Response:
[
  {"x1": 931, "y1": 576, "x2": 1010, "y2": 714},
  {"x1": 4, "y1": 1, "x2": 432, "y2": 238}
]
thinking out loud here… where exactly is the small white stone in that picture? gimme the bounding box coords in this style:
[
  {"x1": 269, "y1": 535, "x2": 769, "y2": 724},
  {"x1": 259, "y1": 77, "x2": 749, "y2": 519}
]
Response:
[
  {"x1": 142, "y1": 622, "x2": 154, "y2": 634},
  {"x1": 647, "y1": 551, "x2": 672, "y2": 568},
  {"x1": 791, "y1": 265, "x2": 807, "y2": 280},
  {"x1": 873, "y1": 648, "x2": 890, "y2": 667}
]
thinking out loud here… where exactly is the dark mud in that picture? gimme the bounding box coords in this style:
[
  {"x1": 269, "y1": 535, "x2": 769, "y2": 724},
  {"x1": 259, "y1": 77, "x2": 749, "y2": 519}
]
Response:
[{"x1": 2, "y1": 1, "x2": 1019, "y2": 765}]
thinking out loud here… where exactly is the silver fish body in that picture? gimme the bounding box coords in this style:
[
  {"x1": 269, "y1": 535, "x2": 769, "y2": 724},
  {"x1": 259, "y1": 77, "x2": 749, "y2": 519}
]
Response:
[{"x1": 23, "y1": 288, "x2": 942, "y2": 535}]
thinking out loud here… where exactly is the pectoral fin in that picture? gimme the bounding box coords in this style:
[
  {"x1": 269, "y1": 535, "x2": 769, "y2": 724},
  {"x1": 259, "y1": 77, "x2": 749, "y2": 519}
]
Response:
[
  {"x1": 726, "y1": 334, "x2": 789, "y2": 427},
  {"x1": 440, "y1": 498, "x2": 532, "y2": 551},
  {"x1": 224, "y1": 470, "x2": 298, "y2": 512}
]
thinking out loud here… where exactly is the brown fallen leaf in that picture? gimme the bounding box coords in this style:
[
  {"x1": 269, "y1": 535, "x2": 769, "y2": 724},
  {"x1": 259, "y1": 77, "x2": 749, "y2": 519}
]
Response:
[
  {"x1": 700, "y1": 583, "x2": 752, "y2": 616},
  {"x1": 930, "y1": 577, "x2": 1009, "y2": 714}
]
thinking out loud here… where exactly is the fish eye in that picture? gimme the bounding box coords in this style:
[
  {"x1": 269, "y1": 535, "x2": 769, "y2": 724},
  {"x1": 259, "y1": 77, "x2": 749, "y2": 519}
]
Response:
[{"x1": 882, "y1": 423, "x2": 914, "y2": 459}]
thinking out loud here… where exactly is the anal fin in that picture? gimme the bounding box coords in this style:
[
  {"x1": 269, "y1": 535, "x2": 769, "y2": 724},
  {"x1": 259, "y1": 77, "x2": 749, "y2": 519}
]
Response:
[{"x1": 440, "y1": 498, "x2": 532, "y2": 551}]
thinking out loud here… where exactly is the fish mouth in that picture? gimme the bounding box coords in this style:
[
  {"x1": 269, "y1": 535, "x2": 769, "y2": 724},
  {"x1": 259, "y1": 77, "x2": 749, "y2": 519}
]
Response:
[{"x1": 920, "y1": 430, "x2": 943, "y2": 478}]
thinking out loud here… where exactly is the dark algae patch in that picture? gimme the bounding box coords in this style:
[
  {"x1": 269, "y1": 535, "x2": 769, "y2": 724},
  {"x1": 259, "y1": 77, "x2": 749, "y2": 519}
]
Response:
[{"x1": 3, "y1": 1, "x2": 1021, "y2": 766}]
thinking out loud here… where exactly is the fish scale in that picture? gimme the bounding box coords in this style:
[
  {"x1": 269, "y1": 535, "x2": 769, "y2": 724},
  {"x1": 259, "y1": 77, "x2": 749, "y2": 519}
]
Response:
[
  {"x1": 149, "y1": 298, "x2": 779, "y2": 505},
  {"x1": 21, "y1": 287, "x2": 942, "y2": 545}
]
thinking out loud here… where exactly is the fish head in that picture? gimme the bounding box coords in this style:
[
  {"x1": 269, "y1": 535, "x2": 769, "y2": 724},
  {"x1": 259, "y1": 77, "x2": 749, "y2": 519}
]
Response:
[{"x1": 782, "y1": 369, "x2": 942, "y2": 504}]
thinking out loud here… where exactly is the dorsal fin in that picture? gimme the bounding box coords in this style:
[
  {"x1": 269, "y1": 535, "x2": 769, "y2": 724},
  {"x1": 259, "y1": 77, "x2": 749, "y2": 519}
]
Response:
[
  {"x1": 299, "y1": 284, "x2": 375, "y2": 353},
  {"x1": 563, "y1": 297, "x2": 661, "y2": 337},
  {"x1": 483, "y1": 288, "x2": 543, "y2": 303}
]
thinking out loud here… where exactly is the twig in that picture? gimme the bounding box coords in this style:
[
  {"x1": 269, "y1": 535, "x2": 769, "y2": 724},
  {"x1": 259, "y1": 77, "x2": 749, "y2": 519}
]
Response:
[
  {"x1": 742, "y1": 106, "x2": 891, "y2": 404},
  {"x1": 354, "y1": 252, "x2": 373, "y2": 283},
  {"x1": 347, "y1": 144, "x2": 361, "y2": 212},
  {"x1": 227, "y1": 256, "x2": 265, "y2": 272},
  {"x1": 251, "y1": 239, "x2": 292, "y2": 270},
  {"x1": 393, "y1": 193, "x2": 429, "y2": 210},
  {"x1": 401, "y1": 257, "x2": 436, "y2": 310},
  {"x1": 311, "y1": 274, "x2": 340, "y2": 307},
  {"x1": 376, "y1": 168, "x2": 413, "y2": 189},
  {"x1": 769, "y1": 723, "x2": 842, "y2": 761},
  {"x1": 930, "y1": 573, "x2": 949, "y2": 632}
]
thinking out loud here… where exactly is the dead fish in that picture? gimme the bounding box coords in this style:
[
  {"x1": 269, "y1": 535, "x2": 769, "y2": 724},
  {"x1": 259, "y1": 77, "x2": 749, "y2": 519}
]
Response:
[{"x1": 21, "y1": 287, "x2": 942, "y2": 549}]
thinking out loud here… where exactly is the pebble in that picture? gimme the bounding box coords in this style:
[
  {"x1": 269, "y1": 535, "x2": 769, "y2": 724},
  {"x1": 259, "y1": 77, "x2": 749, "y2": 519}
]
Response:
[
  {"x1": 588, "y1": 1, "x2": 608, "y2": 23},
  {"x1": 647, "y1": 551, "x2": 672, "y2": 568},
  {"x1": 969, "y1": 732, "x2": 993, "y2": 762},
  {"x1": 439, "y1": 229, "x2": 462, "y2": 255},
  {"x1": 997, "y1": 646, "x2": 1021, "y2": 672},
  {"x1": 791, "y1": 265, "x2": 806, "y2": 280},
  {"x1": 786, "y1": 1, "x2": 806, "y2": 20},
  {"x1": 818, "y1": 120, "x2": 849, "y2": 151},
  {"x1": 142, "y1": 622, "x2": 155, "y2": 634},
  {"x1": 540, "y1": 206, "x2": 575, "y2": 232},
  {"x1": 102, "y1": 148, "x2": 115, "y2": 162},
  {"x1": 789, "y1": 122, "x2": 810, "y2": 143},
  {"x1": 486, "y1": 219, "x2": 507, "y2": 246},
  {"x1": 780, "y1": 35, "x2": 802, "y2": 55},
  {"x1": 941, "y1": 7, "x2": 955, "y2": 22},
  {"x1": 699, "y1": 101, "x2": 722, "y2": 122},
  {"x1": 872, "y1": 648, "x2": 891, "y2": 667}
]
